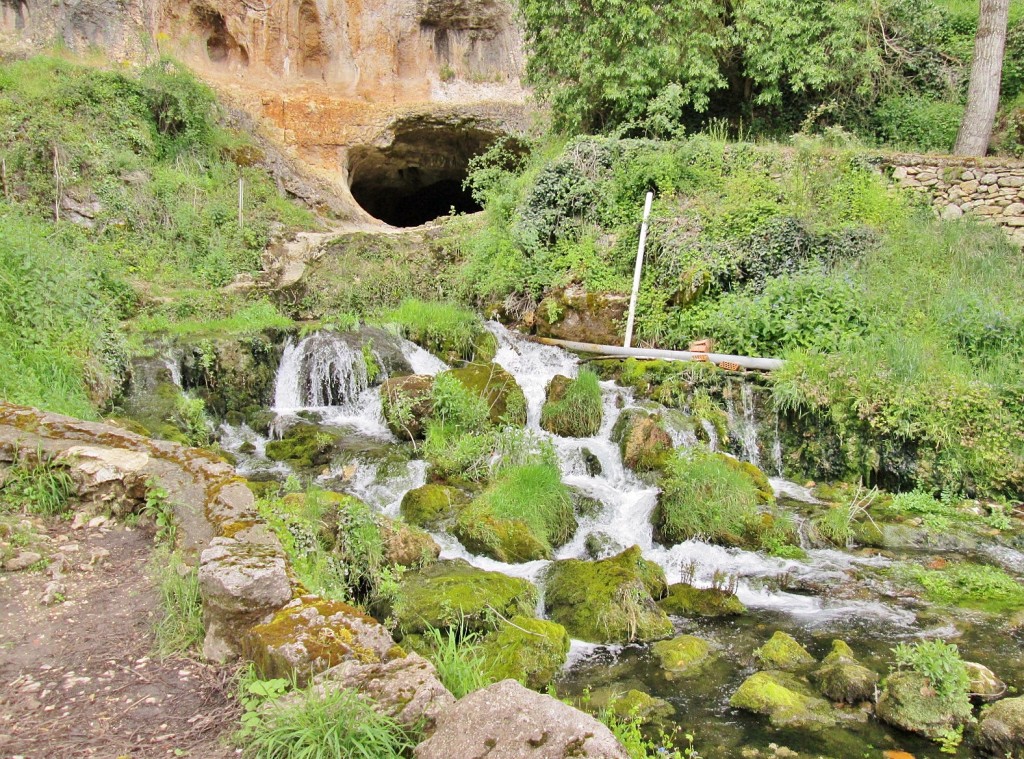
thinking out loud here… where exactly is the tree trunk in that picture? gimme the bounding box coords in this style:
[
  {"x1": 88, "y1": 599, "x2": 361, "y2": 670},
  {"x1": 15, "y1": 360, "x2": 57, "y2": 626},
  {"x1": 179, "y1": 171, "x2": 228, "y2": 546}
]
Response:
[{"x1": 954, "y1": 0, "x2": 1011, "y2": 156}]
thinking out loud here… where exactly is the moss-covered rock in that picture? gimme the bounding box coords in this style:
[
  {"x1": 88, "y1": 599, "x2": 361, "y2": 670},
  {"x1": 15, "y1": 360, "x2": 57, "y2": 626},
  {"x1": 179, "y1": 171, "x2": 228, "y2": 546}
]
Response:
[
  {"x1": 400, "y1": 484, "x2": 467, "y2": 528},
  {"x1": 381, "y1": 374, "x2": 434, "y2": 441},
  {"x1": 540, "y1": 371, "x2": 604, "y2": 438},
  {"x1": 658, "y1": 582, "x2": 746, "y2": 618},
  {"x1": 606, "y1": 690, "x2": 674, "y2": 726},
  {"x1": 534, "y1": 285, "x2": 628, "y2": 346},
  {"x1": 810, "y1": 640, "x2": 879, "y2": 703},
  {"x1": 179, "y1": 333, "x2": 283, "y2": 418},
  {"x1": 452, "y1": 502, "x2": 551, "y2": 562},
  {"x1": 449, "y1": 362, "x2": 527, "y2": 426},
  {"x1": 392, "y1": 559, "x2": 538, "y2": 637},
  {"x1": 876, "y1": 671, "x2": 973, "y2": 742},
  {"x1": 966, "y1": 661, "x2": 1006, "y2": 702},
  {"x1": 584, "y1": 531, "x2": 623, "y2": 560},
  {"x1": 978, "y1": 696, "x2": 1024, "y2": 756},
  {"x1": 719, "y1": 454, "x2": 775, "y2": 505},
  {"x1": 754, "y1": 631, "x2": 816, "y2": 671},
  {"x1": 544, "y1": 546, "x2": 673, "y2": 644},
  {"x1": 377, "y1": 515, "x2": 439, "y2": 568},
  {"x1": 264, "y1": 422, "x2": 340, "y2": 468},
  {"x1": 611, "y1": 409, "x2": 673, "y2": 473},
  {"x1": 729, "y1": 670, "x2": 837, "y2": 730},
  {"x1": 479, "y1": 616, "x2": 570, "y2": 690},
  {"x1": 652, "y1": 635, "x2": 715, "y2": 679}
]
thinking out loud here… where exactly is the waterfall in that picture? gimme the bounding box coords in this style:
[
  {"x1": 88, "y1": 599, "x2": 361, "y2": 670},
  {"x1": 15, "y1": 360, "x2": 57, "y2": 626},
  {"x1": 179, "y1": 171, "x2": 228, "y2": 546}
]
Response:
[
  {"x1": 725, "y1": 380, "x2": 762, "y2": 467},
  {"x1": 160, "y1": 350, "x2": 183, "y2": 388}
]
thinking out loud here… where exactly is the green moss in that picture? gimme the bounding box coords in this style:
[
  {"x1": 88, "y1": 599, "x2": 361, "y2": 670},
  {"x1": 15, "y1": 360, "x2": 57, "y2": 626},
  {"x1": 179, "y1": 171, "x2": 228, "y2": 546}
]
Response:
[
  {"x1": 607, "y1": 690, "x2": 675, "y2": 725},
  {"x1": 448, "y1": 362, "x2": 527, "y2": 426},
  {"x1": 544, "y1": 546, "x2": 673, "y2": 644},
  {"x1": 658, "y1": 582, "x2": 746, "y2": 617},
  {"x1": 392, "y1": 559, "x2": 538, "y2": 636},
  {"x1": 611, "y1": 409, "x2": 673, "y2": 472},
  {"x1": 264, "y1": 423, "x2": 340, "y2": 469},
  {"x1": 729, "y1": 671, "x2": 836, "y2": 730},
  {"x1": 754, "y1": 631, "x2": 816, "y2": 671},
  {"x1": 810, "y1": 640, "x2": 879, "y2": 703},
  {"x1": 479, "y1": 615, "x2": 570, "y2": 690},
  {"x1": 876, "y1": 671, "x2": 973, "y2": 742},
  {"x1": 399, "y1": 484, "x2": 466, "y2": 528},
  {"x1": 540, "y1": 370, "x2": 604, "y2": 437},
  {"x1": 453, "y1": 501, "x2": 551, "y2": 562},
  {"x1": 651, "y1": 635, "x2": 715, "y2": 678},
  {"x1": 719, "y1": 454, "x2": 775, "y2": 505},
  {"x1": 895, "y1": 561, "x2": 1024, "y2": 614}
]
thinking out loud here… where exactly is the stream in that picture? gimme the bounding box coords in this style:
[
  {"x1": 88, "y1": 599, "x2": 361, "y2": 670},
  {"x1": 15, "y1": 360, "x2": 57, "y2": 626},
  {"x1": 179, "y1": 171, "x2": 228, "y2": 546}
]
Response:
[{"x1": 210, "y1": 323, "x2": 1023, "y2": 757}]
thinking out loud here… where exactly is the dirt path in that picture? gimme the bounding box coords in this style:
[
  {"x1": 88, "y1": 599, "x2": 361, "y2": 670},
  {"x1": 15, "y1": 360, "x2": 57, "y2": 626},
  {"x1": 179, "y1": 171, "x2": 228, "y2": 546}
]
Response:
[{"x1": 0, "y1": 518, "x2": 241, "y2": 759}]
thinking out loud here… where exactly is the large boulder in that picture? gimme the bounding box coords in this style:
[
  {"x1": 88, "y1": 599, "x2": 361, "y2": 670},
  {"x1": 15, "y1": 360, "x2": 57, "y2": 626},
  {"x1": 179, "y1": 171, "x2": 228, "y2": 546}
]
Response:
[
  {"x1": 659, "y1": 582, "x2": 746, "y2": 617},
  {"x1": 544, "y1": 546, "x2": 673, "y2": 644},
  {"x1": 611, "y1": 409, "x2": 673, "y2": 473},
  {"x1": 400, "y1": 484, "x2": 467, "y2": 528},
  {"x1": 479, "y1": 616, "x2": 571, "y2": 690},
  {"x1": 381, "y1": 374, "x2": 434, "y2": 441},
  {"x1": 534, "y1": 285, "x2": 628, "y2": 346},
  {"x1": 730, "y1": 670, "x2": 836, "y2": 730},
  {"x1": 448, "y1": 362, "x2": 527, "y2": 426},
  {"x1": 392, "y1": 560, "x2": 538, "y2": 636},
  {"x1": 810, "y1": 640, "x2": 879, "y2": 703},
  {"x1": 414, "y1": 679, "x2": 629, "y2": 759},
  {"x1": 978, "y1": 696, "x2": 1024, "y2": 756},
  {"x1": 876, "y1": 671, "x2": 973, "y2": 741},
  {"x1": 754, "y1": 631, "x2": 816, "y2": 671},
  {"x1": 264, "y1": 422, "x2": 340, "y2": 469}
]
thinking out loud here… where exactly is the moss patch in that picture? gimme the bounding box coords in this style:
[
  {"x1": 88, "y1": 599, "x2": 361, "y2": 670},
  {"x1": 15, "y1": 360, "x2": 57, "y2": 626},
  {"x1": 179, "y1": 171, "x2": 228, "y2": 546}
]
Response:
[
  {"x1": 264, "y1": 423, "x2": 340, "y2": 469},
  {"x1": 810, "y1": 640, "x2": 879, "y2": 703},
  {"x1": 651, "y1": 635, "x2": 715, "y2": 679},
  {"x1": 755, "y1": 631, "x2": 816, "y2": 671},
  {"x1": 448, "y1": 362, "x2": 527, "y2": 426},
  {"x1": 876, "y1": 671, "x2": 973, "y2": 742},
  {"x1": 479, "y1": 615, "x2": 570, "y2": 690},
  {"x1": 658, "y1": 582, "x2": 746, "y2": 618},
  {"x1": 453, "y1": 502, "x2": 551, "y2": 562},
  {"x1": 611, "y1": 409, "x2": 673, "y2": 473},
  {"x1": 400, "y1": 484, "x2": 467, "y2": 528},
  {"x1": 730, "y1": 670, "x2": 836, "y2": 730}
]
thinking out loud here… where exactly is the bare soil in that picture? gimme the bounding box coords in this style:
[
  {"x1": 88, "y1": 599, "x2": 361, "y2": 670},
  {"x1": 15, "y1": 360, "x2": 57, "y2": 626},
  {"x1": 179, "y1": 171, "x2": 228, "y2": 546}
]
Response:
[{"x1": 0, "y1": 517, "x2": 241, "y2": 759}]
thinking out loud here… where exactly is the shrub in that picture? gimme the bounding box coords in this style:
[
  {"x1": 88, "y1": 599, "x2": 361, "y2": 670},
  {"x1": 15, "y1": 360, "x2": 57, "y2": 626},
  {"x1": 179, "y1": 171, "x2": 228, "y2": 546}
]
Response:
[
  {"x1": 892, "y1": 640, "x2": 970, "y2": 703},
  {"x1": 875, "y1": 94, "x2": 964, "y2": 153}
]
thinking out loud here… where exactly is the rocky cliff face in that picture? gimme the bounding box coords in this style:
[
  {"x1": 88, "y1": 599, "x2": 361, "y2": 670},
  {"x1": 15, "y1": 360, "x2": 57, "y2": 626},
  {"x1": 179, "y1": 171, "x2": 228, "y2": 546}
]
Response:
[{"x1": 1, "y1": 0, "x2": 528, "y2": 224}]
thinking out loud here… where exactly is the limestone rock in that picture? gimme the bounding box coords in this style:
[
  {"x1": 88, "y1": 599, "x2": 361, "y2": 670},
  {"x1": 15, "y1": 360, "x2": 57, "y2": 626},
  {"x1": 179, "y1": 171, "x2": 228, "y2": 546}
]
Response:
[
  {"x1": 611, "y1": 409, "x2": 673, "y2": 473},
  {"x1": 978, "y1": 696, "x2": 1024, "y2": 755},
  {"x1": 4, "y1": 551, "x2": 42, "y2": 572},
  {"x1": 59, "y1": 445, "x2": 150, "y2": 513},
  {"x1": 966, "y1": 661, "x2": 1006, "y2": 702},
  {"x1": 535, "y1": 285, "x2": 628, "y2": 346},
  {"x1": 414, "y1": 679, "x2": 629, "y2": 759}
]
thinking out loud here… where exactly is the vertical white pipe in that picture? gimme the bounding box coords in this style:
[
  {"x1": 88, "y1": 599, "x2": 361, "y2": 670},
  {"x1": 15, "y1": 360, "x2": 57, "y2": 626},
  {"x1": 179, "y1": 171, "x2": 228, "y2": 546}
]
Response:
[{"x1": 624, "y1": 191, "x2": 654, "y2": 348}]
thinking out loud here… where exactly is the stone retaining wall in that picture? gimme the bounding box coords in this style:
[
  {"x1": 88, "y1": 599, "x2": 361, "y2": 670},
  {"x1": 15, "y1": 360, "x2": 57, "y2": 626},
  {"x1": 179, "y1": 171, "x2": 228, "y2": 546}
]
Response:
[{"x1": 883, "y1": 155, "x2": 1024, "y2": 246}]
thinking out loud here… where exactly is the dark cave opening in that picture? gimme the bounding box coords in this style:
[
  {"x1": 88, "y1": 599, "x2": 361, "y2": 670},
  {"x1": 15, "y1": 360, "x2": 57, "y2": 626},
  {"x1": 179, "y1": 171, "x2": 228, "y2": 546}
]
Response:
[{"x1": 348, "y1": 121, "x2": 504, "y2": 228}]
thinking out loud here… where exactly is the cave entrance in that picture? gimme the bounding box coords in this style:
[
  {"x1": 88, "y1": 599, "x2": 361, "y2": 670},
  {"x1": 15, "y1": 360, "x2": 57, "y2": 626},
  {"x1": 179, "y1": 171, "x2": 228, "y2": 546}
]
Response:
[
  {"x1": 348, "y1": 121, "x2": 502, "y2": 228},
  {"x1": 194, "y1": 6, "x2": 248, "y2": 68}
]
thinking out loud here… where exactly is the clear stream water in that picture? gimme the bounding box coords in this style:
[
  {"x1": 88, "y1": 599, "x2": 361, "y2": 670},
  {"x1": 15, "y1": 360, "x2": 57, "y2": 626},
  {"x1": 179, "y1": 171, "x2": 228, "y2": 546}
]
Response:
[{"x1": 212, "y1": 324, "x2": 1024, "y2": 758}]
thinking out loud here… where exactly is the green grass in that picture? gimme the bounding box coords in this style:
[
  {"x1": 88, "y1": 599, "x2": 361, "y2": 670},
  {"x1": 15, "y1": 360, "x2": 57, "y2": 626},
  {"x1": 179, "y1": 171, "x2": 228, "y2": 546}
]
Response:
[
  {"x1": 540, "y1": 370, "x2": 604, "y2": 437},
  {"x1": 385, "y1": 299, "x2": 489, "y2": 362},
  {"x1": 0, "y1": 458, "x2": 76, "y2": 516},
  {"x1": 152, "y1": 550, "x2": 204, "y2": 656},
  {"x1": 898, "y1": 562, "x2": 1024, "y2": 613},
  {"x1": 134, "y1": 300, "x2": 293, "y2": 337},
  {"x1": 422, "y1": 625, "x2": 492, "y2": 698},
  {"x1": 476, "y1": 461, "x2": 575, "y2": 548},
  {"x1": 243, "y1": 683, "x2": 416, "y2": 759}
]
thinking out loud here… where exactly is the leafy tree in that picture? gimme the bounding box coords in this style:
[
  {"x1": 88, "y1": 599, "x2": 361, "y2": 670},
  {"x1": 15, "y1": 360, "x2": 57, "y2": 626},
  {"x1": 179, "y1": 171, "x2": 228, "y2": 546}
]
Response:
[{"x1": 955, "y1": 0, "x2": 1012, "y2": 155}]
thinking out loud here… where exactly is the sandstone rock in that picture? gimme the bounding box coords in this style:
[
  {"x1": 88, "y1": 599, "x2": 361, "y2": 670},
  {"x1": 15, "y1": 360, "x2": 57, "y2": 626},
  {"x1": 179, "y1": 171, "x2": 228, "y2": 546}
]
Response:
[
  {"x1": 414, "y1": 679, "x2": 629, "y2": 759},
  {"x1": 941, "y1": 204, "x2": 964, "y2": 220},
  {"x1": 315, "y1": 652, "x2": 454, "y2": 732},
  {"x1": 978, "y1": 696, "x2": 1024, "y2": 755},
  {"x1": 4, "y1": 551, "x2": 42, "y2": 571}
]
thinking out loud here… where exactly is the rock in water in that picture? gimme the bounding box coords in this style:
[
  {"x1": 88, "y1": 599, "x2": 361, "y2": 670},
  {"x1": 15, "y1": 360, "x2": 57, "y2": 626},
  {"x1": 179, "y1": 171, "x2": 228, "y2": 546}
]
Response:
[
  {"x1": 810, "y1": 640, "x2": 879, "y2": 703},
  {"x1": 730, "y1": 670, "x2": 837, "y2": 730},
  {"x1": 659, "y1": 582, "x2": 746, "y2": 618},
  {"x1": 978, "y1": 696, "x2": 1024, "y2": 755},
  {"x1": 876, "y1": 671, "x2": 972, "y2": 741},
  {"x1": 754, "y1": 631, "x2": 816, "y2": 671},
  {"x1": 414, "y1": 679, "x2": 629, "y2": 759}
]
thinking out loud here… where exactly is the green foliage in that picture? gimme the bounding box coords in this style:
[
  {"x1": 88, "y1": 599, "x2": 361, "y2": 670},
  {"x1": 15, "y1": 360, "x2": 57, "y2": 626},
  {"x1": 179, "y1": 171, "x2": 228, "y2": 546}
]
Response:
[
  {"x1": 892, "y1": 640, "x2": 970, "y2": 703},
  {"x1": 899, "y1": 562, "x2": 1024, "y2": 613},
  {"x1": 474, "y1": 461, "x2": 574, "y2": 550},
  {"x1": 594, "y1": 699, "x2": 698, "y2": 759},
  {"x1": 0, "y1": 456, "x2": 75, "y2": 516},
  {"x1": 242, "y1": 682, "x2": 416, "y2": 759},
  {"x1": 141, "y1": 479, "x2": 177, "y2": 546},
  {"x1": 541, "y1": 370, "x2": 604, "y2": 437},
  {"x1": 422, "y1": 624, "x2": 492, "y2": 698},
  {"x1": 874, "y1": 95, "x2": 964, "y2": 152},
  {"x1": 386, "y1": 299, "x2": 489, "y2": 362},
  {"x1": 151, "y1": 549, "x2": 204, "y2": 656}
]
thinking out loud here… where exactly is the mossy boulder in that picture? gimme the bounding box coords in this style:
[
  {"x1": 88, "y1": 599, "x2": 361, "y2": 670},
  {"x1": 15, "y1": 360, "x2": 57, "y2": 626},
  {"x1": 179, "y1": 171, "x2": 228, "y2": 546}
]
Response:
[
  {"x1": 400, "y1": 484, "x2": 467, "y2": 528},
  {"x1": 730, "y1": 670, "x2": 837, "y2": 730},
  {"x1": 544, "y1": 546, "x2": 673, "y2": 644},
  {"x1": 978, "y1": 696, "x2": 1024, "y2": 756},
  {"x1": 606, "y1": 690, "x2": 674, "y2": 726},
  {"x1": 381, "y1": 374, "x2": 434, "y2": 440},
  {"x1": 452, "y1": 502, "x2": 551, "y2": 562},
  {"x1": 876, "y1": 671, "x2": 973, "y2": 742},
  {"x1": 377, "y1": 515, "x2": 440, "y2": 568},
  {"x1": 534, "y1": 285, "x2": 628, "y2": 345},
  {"x1": 264, "y1": 422, "x2": 340, "y2": 468},
  {"x1": 612, "y1": 409, "x2": 673, "y2": 473},
  {"x1": 754, "y1": 631, "x2": 816, "y2": 671},
  {"x1": 652, "y1": 635, "x2": 715, "y2": 679},
  {"x1": 479, "y1": 616, "x2": 570, "y2": 690},
  {"x1": 810, "y1": 640, "x2": 879, "y2": 703},
  {"x1": 719, "y1": 454, "x2": 775, "y2": 504},
  {"x1": 392, "y1": 559, "x2": 538, "y2": 637},
  {"x1": 659, "y1": 582, "x2": 746, "y2": 618},
  {"x1": 540, "y1": 372, "x2": 604, "y2": 438},
  {"x1": 179, "y1": 333, "x2": 283, "y2": 418},
  {"x1": 449, "y1": 362, "x2": 527, "y2": 426}
]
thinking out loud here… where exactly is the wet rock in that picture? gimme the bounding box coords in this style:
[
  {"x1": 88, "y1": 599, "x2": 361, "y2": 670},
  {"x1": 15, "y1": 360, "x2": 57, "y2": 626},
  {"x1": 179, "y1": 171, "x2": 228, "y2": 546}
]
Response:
[
  {"x1": 400, "y1": 484, "x2": 466, "y2": 528},
  {"x1": 479, "y1": 616, "x2": 570, "y2": 690},
  {"x1": 876, "y1": 671, "x2": 973, "y2": 742},
  {"x1": 611, "y1": 410, "x2": 673, "y2": 473},
  {"x1": 966, "y1": 661, "x2": 1006, "y2": 702},
  {"x1": 245, "y1": 596, "x2": 397, "y2": 682},
  {"x1": 313, "y1": 652, "x2": 454, "y2": 733},
  {"x1": 754, "y1": 631, "x2": 816, "y2": 671},
  {"x1": 582, "y1": 447, "x2": 603, "y2": 476},
  {"x1": 381, "y1": 374, "x2": 434, "y2": 440},
  {"x1": 4, "y1": 551, "x2": 42, "y2": 572},
  {"x1": 584, "y1": 531, "x2": 623, "y2": 560},
  {"x1": 534, "y1": 285, "x2": 628, "y2": 346},
  {"x1": 264, "y1": 422, "x2": 340, "y2": 469},
  {"x1": 652, "y1": 635, "x2": 715, "y2": 679},
  {"x1": 605, "y1": 689, "x2": 674, "y2": 726},
  {"x1": 449, "y1": 362, "x2": 527, "y2": 426},
  {"x1": 393, "y1": 560, "x2": 537, "y2": 636},
  {"x1": 730, "y1": 670, "x2": 837, "y2": 730},
  {"x1": 544, "y1": 546, "x2": 673, "y2": 644},
  {"x1": 453, "y1": 504, "x2": 551, "y2": 562},
  {"x1": 571, "y1": 488, "x2": 604, "y2": 518},
  {"x1": 659, "y1": 582, "x2": 746, "y2": 617},
  {"x1": 540, "y1": 373, "x2": 603, "y2": 438},
  {"x1": 978, "y1": 695, "x2": 1024, "y2": 755},
  {"x1": 810, "y1": 640, "x2": 879, "y2": 703},
  {"x1": 414, "y1": 679, "x2": 629, "y2": 759},
  {"x1": 378, "y1": 516, "x2": 440, "y2": 567}
]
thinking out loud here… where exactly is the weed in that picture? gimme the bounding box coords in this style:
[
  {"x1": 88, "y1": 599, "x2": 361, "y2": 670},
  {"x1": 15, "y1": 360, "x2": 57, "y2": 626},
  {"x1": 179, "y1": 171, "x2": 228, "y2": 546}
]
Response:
[
  {"x1": 141, "y1": 479, "x2": 177, "y2": 546},
  {"x1": 892, "y1": 640, "x2": 970, "y2": 703},
  {"x1": 0, "y1": 455, "x2": 75, "y2": 516},
  {"x1": 151, "y1": 549, "x2": 204, "y2": 657},
  {"x1": 422, "y1": 624, "x2": 491, "y2": 698}
]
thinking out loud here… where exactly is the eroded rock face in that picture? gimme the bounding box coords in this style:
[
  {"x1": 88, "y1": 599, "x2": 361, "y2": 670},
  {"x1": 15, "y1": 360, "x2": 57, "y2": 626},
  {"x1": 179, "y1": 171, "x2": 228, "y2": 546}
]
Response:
[
  {"x1": 535, "y1": 285, "x2": 629, "y2": 346},
  {"x1": 414, "y1": 679, "x2": 629, "y2": 759}
]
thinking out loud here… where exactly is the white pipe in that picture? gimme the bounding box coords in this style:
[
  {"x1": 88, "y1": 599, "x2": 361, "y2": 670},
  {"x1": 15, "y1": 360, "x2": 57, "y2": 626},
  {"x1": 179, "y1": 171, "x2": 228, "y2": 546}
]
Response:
[
  {"x1": 531, "y1": 336, "x2": 785, "y2": 371},
  {"x1": 624, "y1": 191, "x2": 654, "y2": 349}
]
